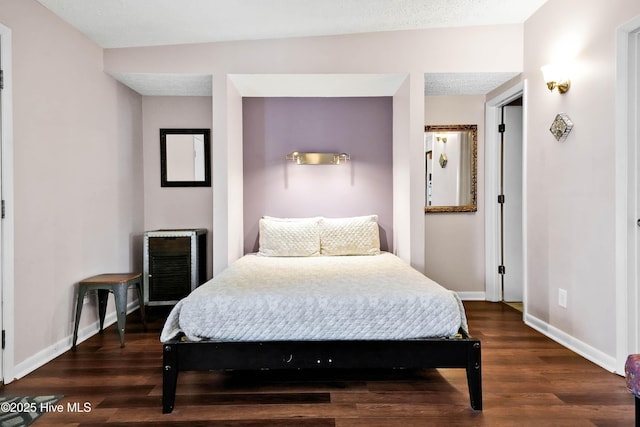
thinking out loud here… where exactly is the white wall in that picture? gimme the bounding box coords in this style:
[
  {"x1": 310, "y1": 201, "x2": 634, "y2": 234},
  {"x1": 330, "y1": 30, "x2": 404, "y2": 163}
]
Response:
[
  {"x1": 523, "y1": 0, "x2": 640, "y2": 368},
  {"x1": 0, "y1": 0, "x2": 144, "y2": 376},
  {"x1": 104, "y1": 25, "x2": 523, "y2": 274},
  {"x1": 424, "y1": 95, "x2": 485, "y2": 293},
  {"x1": 392, "y1": 77, "x2": 413, "y2": 264},
  {"x1": 142, "y1": 96, "x2": 213, "y2": 278},
  {"x1": 5, "y1": 0, "x2": 637, "y2": 379}
]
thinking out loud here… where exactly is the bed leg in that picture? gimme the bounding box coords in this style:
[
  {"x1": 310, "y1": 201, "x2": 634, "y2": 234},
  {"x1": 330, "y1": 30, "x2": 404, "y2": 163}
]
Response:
[
  {"x1": 466, "y1": 341, "x2": 483, "y2": 411},
  {"x1": 163, "y1": 343, "x2": 178, "y2": 414}
]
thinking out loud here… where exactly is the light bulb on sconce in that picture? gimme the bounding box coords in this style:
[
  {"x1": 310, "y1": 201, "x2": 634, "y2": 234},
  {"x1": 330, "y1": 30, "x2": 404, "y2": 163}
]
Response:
[{"x1": 541, "y1": 63, "x2": 571, "y2": 94}]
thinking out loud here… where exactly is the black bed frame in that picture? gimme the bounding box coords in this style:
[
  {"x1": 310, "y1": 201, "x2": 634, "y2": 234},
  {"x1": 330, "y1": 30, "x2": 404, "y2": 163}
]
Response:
[{"x1": 162, "y1": 332, "x2": 482, "y2": 413}]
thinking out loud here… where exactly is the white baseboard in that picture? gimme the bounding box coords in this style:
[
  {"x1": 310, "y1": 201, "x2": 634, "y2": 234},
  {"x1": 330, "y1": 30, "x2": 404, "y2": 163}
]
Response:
[
  {"x1": 13, "y1": 300, "x2": 141, "y2": 380},
  {"x1": 457, "y1": 291, "x2": 486, "y2": 301},
  {"x1": 453, "y1": 296, "x2": 618, "y2": 375},
  {"x1": 525, "y1": 313, "x2": 619, "y2": 374}
]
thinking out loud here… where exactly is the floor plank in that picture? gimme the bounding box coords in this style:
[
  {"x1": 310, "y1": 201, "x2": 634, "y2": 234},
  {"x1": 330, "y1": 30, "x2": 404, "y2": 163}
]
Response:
[{"x1": 0, "y1": 302, "x2": 634, "y2": 426}]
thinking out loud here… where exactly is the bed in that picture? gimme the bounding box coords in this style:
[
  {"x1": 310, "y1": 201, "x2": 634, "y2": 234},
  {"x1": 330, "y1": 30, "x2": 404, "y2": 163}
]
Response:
[{"x1": 160, "y1": 215, "x2": 482, "y2": 413}]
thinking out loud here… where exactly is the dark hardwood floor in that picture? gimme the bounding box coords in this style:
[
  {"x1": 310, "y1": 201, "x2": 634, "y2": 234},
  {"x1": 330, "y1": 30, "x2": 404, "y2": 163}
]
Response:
[{"x1": 1, "y1": 302, "x2": 634, "y2": 426}]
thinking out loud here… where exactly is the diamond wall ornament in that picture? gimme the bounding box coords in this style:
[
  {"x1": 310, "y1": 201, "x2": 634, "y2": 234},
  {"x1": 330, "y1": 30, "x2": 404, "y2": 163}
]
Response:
[
  {"x1": 549, "y1": 112, "x2": 574, "y2": 142},
  {"x1": 439, "y1": 153, "x2": 448, "y2": 168}
]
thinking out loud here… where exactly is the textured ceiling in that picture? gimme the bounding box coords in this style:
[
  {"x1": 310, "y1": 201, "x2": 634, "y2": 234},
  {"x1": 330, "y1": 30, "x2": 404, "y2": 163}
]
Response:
[
  {"x1": 37, "y1": 0, "x2": 545, "y2": 96},
  {"x1": 108, "y1": 72, "x2": 522, "y2": 97},
  {"x1": 108, "y1": 73, "x2": 213, "y2": 97},
  {"x1": 37, "y1": 0, "x2": 549, "y2": 48},
  {"x1": 424, "y1": 72, "x2": 521, "y2": 96}
]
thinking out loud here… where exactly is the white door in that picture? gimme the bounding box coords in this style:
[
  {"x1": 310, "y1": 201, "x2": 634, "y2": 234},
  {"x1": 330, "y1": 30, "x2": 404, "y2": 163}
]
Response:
[
  {"x1": 0, "y1": 36, "x2": 4, "y2": 381},
  {"x1": 501, "y1": 103, "x2": 524, "y2": 302},
  {"x1": 634, "y1": 30, "x2": 640, "y2": 355},
  {"x1": 0, "y1": 23, "x2": 14, "y2": 384},
  {"x1": 615, "y1": 14, "x2": 640, "y2": 375}
]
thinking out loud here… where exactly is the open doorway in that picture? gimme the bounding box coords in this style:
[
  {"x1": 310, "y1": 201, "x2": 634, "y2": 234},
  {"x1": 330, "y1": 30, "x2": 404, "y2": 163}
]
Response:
[
  {"x1": 500, "y1": 99, "x2": 524, "y2": 308},
  {"x1": 485, "y1": 81, "x2": 527, "y2": 314}
]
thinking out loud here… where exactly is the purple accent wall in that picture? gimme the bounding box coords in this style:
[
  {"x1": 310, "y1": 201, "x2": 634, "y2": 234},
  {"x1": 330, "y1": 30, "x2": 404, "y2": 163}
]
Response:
[{"x1": 243, "y1": 97, "x2": 393, "y2": 253}]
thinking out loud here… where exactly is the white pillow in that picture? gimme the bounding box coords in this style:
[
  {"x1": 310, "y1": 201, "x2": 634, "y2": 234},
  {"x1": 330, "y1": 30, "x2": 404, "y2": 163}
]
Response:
[
  {"x1": 320, "y1": 215, "x2": 381, "y2": 256},
  {"x1": 258, "y1": 216, "x2": 321, "y2": 257}
]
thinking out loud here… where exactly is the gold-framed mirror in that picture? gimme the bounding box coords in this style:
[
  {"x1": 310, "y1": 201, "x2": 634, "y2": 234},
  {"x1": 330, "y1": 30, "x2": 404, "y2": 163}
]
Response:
[{"x1": 424, "y1": 124, "x2": 477, "y2": 213}]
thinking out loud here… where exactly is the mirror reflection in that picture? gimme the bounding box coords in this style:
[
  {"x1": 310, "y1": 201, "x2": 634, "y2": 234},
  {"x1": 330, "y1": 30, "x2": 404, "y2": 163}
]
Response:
[
  {"x1": 160, "y1": 128, "x2": 211, "y2": 187},
  {"x1": 424, "y1": 124, "x2": 477, "y2": 213}
]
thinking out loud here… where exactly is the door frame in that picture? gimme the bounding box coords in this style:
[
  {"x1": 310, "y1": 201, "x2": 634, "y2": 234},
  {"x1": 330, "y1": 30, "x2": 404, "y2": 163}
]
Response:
[
  {"x1": 484, "y1": 81, "x2": 528, "y2": 308},
  {"x1": 0, "y1": 23, "x2": 14, "y2": 384},
  {"x1": 615, "y1": 16, "x2": 640, "y2": 374}
]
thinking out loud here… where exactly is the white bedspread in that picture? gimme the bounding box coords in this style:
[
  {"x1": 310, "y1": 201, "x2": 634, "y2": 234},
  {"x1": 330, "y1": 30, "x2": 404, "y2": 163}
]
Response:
[{"x1": 160, "y1": 252, "x2": 468, "y2": 342}]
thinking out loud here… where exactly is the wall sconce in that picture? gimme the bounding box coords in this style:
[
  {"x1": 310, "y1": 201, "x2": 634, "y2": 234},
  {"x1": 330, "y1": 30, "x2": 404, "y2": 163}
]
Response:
[
  {"x1": 541, "y1": 63, "x2": 571, "y2": 94},
  {"x1": 435, "y1": 135, "x2": 447, "y2": 167},
  {"x1": 285, "y1": 151, "x2": 350, "y2": 165}
]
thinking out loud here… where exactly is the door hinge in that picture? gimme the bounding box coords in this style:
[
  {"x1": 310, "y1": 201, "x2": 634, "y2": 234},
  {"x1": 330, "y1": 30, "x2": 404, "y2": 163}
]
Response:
[
  {"x1": 2, "y1": 330, "x2": 6, "y2": 350},
  {"x1": 498, "y1": 265, "x2": 506, "y2": 275},
  {"x1": 498, "y1": 194, "x2": 505, "y2": 204},
  {"x1": 498, "y1": 123, "x2": 505, "y2": 133},
  {"x1": 0, "y1": 70, "x2": 4, "y2": 90},
  {"x1": 1, "y1": 200, "x2": 5, "y2": 219}
]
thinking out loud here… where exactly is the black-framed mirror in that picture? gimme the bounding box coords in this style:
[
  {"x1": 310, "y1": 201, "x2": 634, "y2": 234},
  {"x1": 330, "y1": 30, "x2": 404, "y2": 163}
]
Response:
[
  {"x1": 160, "y1": 128, "x2": 211, "y2": 187},
  {"x1": 424, "y1": 124, "x2": 477, "y2": 213}
]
